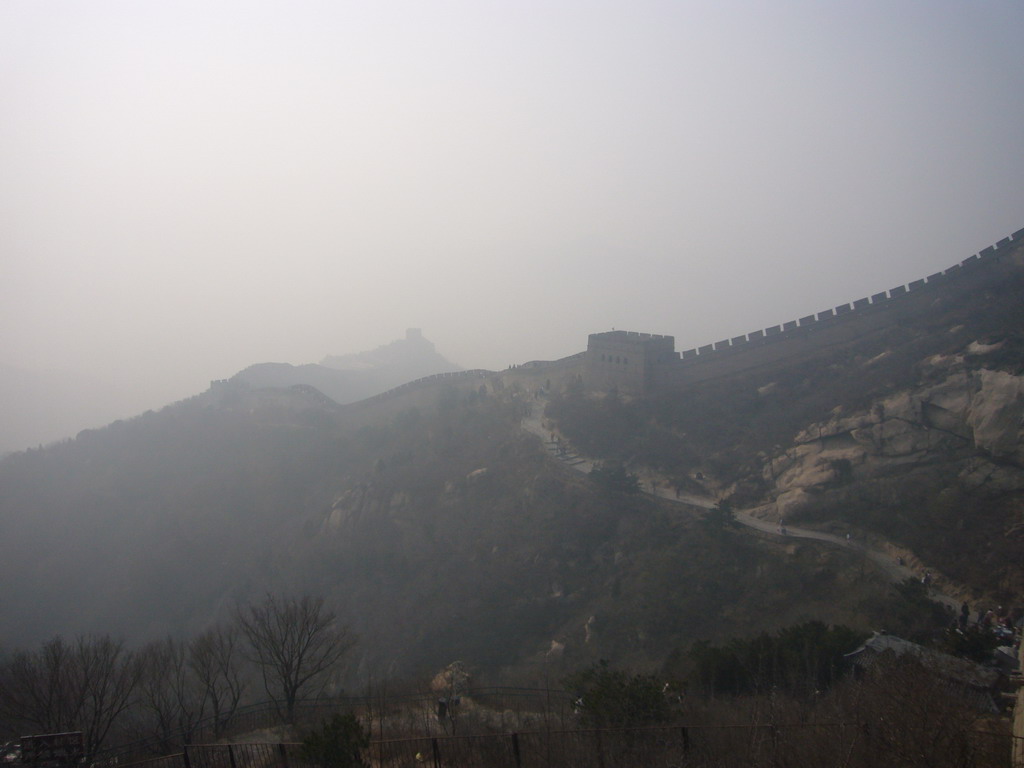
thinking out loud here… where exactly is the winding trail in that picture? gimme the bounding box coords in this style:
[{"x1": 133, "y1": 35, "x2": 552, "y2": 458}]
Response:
[{"x1": 521, "y1": 398, "x2": 962, "y2": 611}]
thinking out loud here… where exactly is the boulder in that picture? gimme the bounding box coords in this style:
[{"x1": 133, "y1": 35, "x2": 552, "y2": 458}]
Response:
[
  {"x1": 766, "y1": 367, "x2": 1024, "y2": 499},
  {"x1": 968, "y1": 369, "x2": 1024, "y2": 462}
]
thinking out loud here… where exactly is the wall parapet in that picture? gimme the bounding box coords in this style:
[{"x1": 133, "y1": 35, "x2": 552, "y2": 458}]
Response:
[
  {"x1": 589, "y1": 330, "x2": 673, "y2": 343},
  {"x1": 517, "y1": 352, "x2": 585, "y2": 370},
  {"x1": 675, "y1": 229, "x2": 1022, "y2": 362},
  {"x1": 351, "y1": 353, "x2": 588, "y2": 409},
  {"x1": 355, "y1": 369, "x2": 493, "y2": 407}
]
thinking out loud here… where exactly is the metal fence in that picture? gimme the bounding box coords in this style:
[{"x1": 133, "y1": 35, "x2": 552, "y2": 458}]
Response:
[
  {"x1": 172, "y1": 723, "x2": 1013, "y2": 768},
  {"x1": 102, "y1": 684, "x2": 1015, "y2": 768},
  {"x1": 100, "y1": 688, "x2": 577, "y2": 765}
]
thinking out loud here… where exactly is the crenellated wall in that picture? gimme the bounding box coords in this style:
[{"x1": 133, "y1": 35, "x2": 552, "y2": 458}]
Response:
[
  {"x1": 355, "y1": 369, "x2": 494, "y2": 406},
  {"x1": 351, "y1": 227, "x2": 1024, "y2": 404},
  {"x1": 655, "y1": 227, "x2": 1024, "y2": 390}
]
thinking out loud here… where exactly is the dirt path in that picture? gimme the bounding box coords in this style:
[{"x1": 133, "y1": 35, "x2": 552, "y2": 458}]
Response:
[{"x1": 522, "y1": 399, "x2": 961, "y2": 611}]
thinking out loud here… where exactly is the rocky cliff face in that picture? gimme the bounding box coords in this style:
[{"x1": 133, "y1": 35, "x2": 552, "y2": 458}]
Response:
[{"x1": 769, "y1": 348, "x2": 1024, "y2": 519}]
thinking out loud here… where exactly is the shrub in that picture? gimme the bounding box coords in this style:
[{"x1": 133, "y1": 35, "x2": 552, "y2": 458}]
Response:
[
  {"x1": 299, "y1": 713, "x2": 369, "y2": 768},
  {"x1": 563, "y1": 660, "x2": 670, "y2": 728},
  {"x1": 589, "y1": 463, "x2": 641, "y2": 495}
]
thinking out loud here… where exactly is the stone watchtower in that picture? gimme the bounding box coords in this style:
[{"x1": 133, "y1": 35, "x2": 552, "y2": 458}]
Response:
[{"x1": 583, "y1": 331, "x2": 676, "y2": 396}]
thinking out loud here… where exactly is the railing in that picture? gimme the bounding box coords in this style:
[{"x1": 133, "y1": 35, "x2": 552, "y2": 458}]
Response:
[
  {"x1": 98, "y1": 689, "x2": 576, "y2": 765},
  {"x1": 163, "y1": 722, "x2": 1012, "y2": 768}
]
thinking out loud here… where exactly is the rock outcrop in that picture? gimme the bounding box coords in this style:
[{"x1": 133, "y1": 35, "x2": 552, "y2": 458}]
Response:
[{"x1": 768, "y1": 355, "x2": 1024, "y2": 517}]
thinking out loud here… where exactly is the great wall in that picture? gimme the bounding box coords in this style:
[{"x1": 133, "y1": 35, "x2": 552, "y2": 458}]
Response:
[
  {"x1": 207, "y1": 228, "x2": 1024, "y2": 755},
  {"x1": 680, "y1": 229, "x2": 1023, "y2": 359},
  {"x1": 354, "y1": 225, "x2": 1024, "y2": 405}
]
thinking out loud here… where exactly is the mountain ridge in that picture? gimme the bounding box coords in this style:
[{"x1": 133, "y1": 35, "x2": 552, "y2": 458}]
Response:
[
  {"x1": 1, "y1": 232, "x2": 1022, "y2": 684},
  {"x1": 230, "y1": 328, "x2": 461, "y2": 406}
]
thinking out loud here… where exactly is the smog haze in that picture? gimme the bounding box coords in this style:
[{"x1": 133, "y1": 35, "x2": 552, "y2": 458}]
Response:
[{"x1": 3, "y1": 1, "x2": 1023, "y2": 449}]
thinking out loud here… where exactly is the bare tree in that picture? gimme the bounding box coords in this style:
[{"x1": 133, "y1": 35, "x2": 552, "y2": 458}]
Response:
[
  {"x1": 0, "y1": 638, "x2": 75, "y2": 734},
  {"x1": 0, "y1": 635, "x2": 140, "y2": 760},
  {"x1": 132, "y1": 637, "x2": 205, "y2": 752},
  {"x1": 188, "y1": 622, "x2": 246, "y2": 739},
  {"x1": 834, "y1": 654, "x2": 993, "y2": 768},
  {"x1": 236, "y1": 594, "x2": 355, "y2": 723}
]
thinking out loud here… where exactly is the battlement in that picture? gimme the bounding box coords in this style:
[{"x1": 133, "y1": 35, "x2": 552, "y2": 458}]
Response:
[
  {"x1": 582, "y1": 226, "x2": 1024, "y2": 395},
  {"x1": 675, "y1": 227, "x2": 1022, "y2": 365},
  {"x1": 588, "y1": 330, "x2": 675, "y2": 344}
]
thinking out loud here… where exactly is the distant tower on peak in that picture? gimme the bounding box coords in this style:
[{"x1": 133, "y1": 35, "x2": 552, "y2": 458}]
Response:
[{"x1": 404, "y1": 327, "x2": 435, "y2": 351}]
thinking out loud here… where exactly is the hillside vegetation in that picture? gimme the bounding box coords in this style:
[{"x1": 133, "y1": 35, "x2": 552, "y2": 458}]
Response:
[
  {"x1": 0, "y1": 373, "x2": 944, "y2": 684},
  {"x1": 2, "y1": 250, "x2": 1021, "y2": 689}
]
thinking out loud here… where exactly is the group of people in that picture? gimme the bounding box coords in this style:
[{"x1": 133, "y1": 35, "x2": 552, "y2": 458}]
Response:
[{"x1": 958, "y1": 601, "x2": 1020, "y2": 640}]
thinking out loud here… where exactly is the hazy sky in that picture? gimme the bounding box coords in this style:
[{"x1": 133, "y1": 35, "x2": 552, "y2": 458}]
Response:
[{"x1": 3, "y1": 1, "x2": 1023, "y2": 418}]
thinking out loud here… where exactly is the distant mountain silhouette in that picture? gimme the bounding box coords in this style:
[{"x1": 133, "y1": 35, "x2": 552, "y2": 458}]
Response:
[{"x1": 231, "y1": 329, "x2": 461, "y2": 404}]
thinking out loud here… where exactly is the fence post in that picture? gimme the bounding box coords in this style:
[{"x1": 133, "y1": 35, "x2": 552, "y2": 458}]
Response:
[
  {"x1": 681, "y1": 727, "x2": 690, "y2": 754},
  {"x1": 228, "y1": 745, "x2": 237, "y2": 768},
  {"x1": 431, "y1": 738, "x2": 441, "y2": 768},
  {"x1": 278, "y1": 743, "x2": 289, "y2": 768},
  {"x1": 182, "y1": 747, "x2": 192, "y2": 768},
  {"x1": 511, "y1": 732, "x2": 521, "y2": 768}
]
